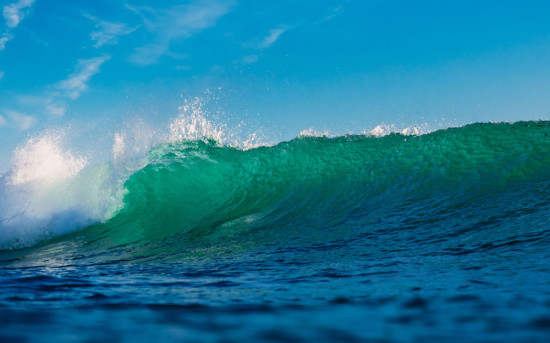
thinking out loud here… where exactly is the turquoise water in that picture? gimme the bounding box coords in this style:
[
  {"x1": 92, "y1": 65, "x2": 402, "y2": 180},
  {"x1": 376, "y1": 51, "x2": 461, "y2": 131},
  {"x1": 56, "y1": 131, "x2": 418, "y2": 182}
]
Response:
[{"x1": 2, "y1": 121, "x2": 550, "y2": 342}]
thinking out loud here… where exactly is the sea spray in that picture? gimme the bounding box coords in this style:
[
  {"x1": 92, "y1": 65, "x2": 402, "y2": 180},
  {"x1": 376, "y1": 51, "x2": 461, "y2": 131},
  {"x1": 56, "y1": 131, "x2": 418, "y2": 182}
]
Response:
[
  {"x1": 0, "y1": 100, "x2": 263, "y2": 249},
  {"x1": 8, "y1": 133, "x2": 88, "y2": 186},
  {"x1": 0, "y1": 131, "x2": 121, "y2": 249}
]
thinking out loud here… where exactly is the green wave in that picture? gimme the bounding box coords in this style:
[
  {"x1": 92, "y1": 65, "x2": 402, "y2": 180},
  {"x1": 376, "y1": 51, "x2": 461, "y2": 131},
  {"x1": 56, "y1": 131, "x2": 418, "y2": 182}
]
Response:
[{"x1": 73, "y1": 121, "x2": 550, "y2": 260}]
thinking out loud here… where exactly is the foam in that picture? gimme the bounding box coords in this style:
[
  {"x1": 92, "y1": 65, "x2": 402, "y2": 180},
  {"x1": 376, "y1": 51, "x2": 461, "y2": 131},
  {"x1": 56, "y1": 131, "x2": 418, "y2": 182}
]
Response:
[
  {"x1": 298, "y1": 128, "x2": 331, "y2": 138},
  {"x1": 298, "y1": 124, "x2": 431, "y2": 139},
  {"x1": 8, "y1": 133, "x2": 87, "y2": 186},
  {"x1": 0, "y1": 131, "x2": 122, "y2": 249},
  {"x1": 366, "y1": 124, "x2": 431, "y2": 137}
]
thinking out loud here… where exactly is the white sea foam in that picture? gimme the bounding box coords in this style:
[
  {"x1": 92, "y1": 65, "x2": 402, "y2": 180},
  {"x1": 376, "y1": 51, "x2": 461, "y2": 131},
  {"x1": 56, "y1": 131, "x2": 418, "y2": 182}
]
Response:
[
  {"x1": 298, "y1": 124, "x2": 431, "y2": 139},
  {"x1": 298, "y1": 128, "x2": 331, "y2": 138},
  {"x1": 0, "y1": 131, "x2": 123, "y2": 249},
  {"x1": 8, "y1": 133, "x2": 87, "y2": 186},
  {"x1": 366, "y1": 123, "x2": 431, "y2": 137}
]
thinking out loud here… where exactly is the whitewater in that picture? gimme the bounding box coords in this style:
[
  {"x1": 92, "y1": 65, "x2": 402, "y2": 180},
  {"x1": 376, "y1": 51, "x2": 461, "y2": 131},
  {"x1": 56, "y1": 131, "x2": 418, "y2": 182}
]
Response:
[{"x1": 1, "y1": 106, "x2": 550, "y2": 342}]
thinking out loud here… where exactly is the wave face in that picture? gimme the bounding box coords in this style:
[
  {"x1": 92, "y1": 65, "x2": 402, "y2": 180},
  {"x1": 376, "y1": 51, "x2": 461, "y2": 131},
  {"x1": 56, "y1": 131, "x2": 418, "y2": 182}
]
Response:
[
  {"x1": 3, "y1": 120, "x2": 550, "y2": 255},
  {"x1": 90, "y1": 120, "x2": 550, "y2": 252}
]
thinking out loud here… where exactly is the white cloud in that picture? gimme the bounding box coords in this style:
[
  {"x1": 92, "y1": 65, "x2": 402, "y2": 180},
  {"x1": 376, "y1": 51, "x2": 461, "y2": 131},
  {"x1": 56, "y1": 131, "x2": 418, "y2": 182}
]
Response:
[
  {"x1": 128, "y1": 43, "x2": 165, "y2": 66},
  {"x1": 45, "y1": 101, "x2": 66, "y2": 116},
  {"x1": 13, "y1": 55, "x2": 108, "y2": 118},
  {"x1": 321, "y1": 5, "x2": 345, "y2": 22},
  {"x1": 58, "y1": 55, "x2": 110, "y2": 99},
  {"x1": 11, "y1": 112, "x2": 35, "y2": 131},
  {"x1": 240, "y1": 55, "x2": 258, "y2": 64},
  {"x1": 1, "y1": 0, "x2": 35, "y2": 51},
  {"x1": 87, "y1": 15, "x2": 139, "y2": 48},
  {"x1": 0, "y1": 32, "x2": 12, "y2": 50},
  {"x1": 127, "y1": 0, "x2": 234, "y2": 66},
  {"x1": 258, "y1": 27, "x2": 288, "y2": 49},
  {"x1": 310, "y1": 2, "x2": 348, "y2": 26},
  {"x1": 2, "y1": 0, "x2": 34, "y2": 28},
  {"x1": 2, "y1": 109, "x2": 36, "y2": 131},
  {"x1": 16, "y1": 95, "x2": 66, "y2": 117}
]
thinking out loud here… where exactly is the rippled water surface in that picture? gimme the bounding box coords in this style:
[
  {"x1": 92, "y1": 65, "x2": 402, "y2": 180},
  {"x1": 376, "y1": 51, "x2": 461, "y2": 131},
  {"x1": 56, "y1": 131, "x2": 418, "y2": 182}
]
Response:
[{"x1": 2, "y1": 122, "x2": 550, "y2": 341}]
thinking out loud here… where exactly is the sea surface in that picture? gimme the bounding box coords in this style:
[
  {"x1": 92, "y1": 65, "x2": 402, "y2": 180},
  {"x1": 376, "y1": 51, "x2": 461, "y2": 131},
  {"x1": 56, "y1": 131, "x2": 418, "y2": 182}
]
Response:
[{"x1": 1, "y1": 121, "x2": 550, "y2": 342}]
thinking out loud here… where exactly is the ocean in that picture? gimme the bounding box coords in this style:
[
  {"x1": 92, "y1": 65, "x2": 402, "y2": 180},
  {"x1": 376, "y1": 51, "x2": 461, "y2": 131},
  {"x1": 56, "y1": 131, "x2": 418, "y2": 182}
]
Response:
[{"x1": 1, "y1": 120, "x2": 550, "y2": 342}]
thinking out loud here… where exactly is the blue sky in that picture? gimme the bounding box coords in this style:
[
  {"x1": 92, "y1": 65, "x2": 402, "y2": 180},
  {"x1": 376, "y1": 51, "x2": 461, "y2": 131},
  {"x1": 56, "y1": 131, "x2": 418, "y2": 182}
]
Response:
[{"x1": 1, "y1": 0, "x2": 550, "y2": 166}]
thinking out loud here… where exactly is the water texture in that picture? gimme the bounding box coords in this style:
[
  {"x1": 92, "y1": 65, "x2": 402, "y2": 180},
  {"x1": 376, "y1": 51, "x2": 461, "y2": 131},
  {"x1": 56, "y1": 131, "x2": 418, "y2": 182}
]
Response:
[{"x1": 2, "y1": 121, "x2": 550, "y2": 342}]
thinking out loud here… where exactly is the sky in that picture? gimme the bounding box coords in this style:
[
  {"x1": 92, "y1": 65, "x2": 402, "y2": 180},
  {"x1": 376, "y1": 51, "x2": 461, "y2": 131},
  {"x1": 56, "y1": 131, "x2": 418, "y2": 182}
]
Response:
[{"x1": 1, "y1": 0, "x2": 550, "y2": 167}]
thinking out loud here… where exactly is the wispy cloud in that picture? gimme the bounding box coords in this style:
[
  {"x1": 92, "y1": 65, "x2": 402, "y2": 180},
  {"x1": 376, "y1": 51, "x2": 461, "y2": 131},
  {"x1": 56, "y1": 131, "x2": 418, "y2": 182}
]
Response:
[
  {"x1": 10, "y1": 110, "x2": 35, "y2": 131},
  {"x1": 13, "y1": 55, "x2": 110, "y2": 118},
  {"x1": 3, "y1": 0, "x2": 34, "y2": 28},
  {"x1": 58, "y1": 55, "x2": 110, "y2": 100},
  {"x1": 322, "y1": 5, "x2": 345, "y2": 22},
  {"x1": 0, "y1": 0, "x2": 35, "y2": 51},
  {"x1": 85, "y1": 15, "x2": 139, "y2": 48},
  {"x1": 42, "y1": 55, "x2": 110, "y2": 115},
  {"x1": 240, "y1": 55, "x2": 258, "y2": 64},
  {"x1": 44, "y1": 101, "x2": 66, "y2": 116},
  {"x1": 312, "y1": 2, "x2": 348, "y2": 25},
  {"x1": 1, "y1": 109, "x2": 36, "y2": 131},
  {"x1": 0, "y1": 32, "x2": 12, "y2": 50},
  {"x1": 16, "y1": 95, "x2": 66, "y2": 117},
  {"x1": 0, "y1": 71, "x2": 4, "y2": 80},
  {"x1": 258, "y1": 27, "x2": 288, "y2": 49},
  {"x1": 127, "y1": 0, "x2": 234, "y2": 66}
]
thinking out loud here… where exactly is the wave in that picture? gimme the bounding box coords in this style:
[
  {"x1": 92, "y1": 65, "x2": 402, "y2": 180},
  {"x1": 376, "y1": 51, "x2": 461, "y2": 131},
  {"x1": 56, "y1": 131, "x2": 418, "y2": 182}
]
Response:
[{"x1": 2, "y1": 120, "x2": 550, "y2": 255}]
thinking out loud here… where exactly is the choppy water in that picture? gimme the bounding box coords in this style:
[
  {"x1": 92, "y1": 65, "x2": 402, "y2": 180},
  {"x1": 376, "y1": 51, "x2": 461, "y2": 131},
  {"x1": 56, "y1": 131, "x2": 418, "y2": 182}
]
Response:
[{"x1": 2, "y1": 121, "x2": 550, "y2": 342}]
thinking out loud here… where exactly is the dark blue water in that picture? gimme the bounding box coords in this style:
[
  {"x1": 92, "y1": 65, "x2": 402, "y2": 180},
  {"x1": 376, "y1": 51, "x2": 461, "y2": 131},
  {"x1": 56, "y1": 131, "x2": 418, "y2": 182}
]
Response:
[{"x1": 2, "y1": 121, "x2": 550, "y2": 342}]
